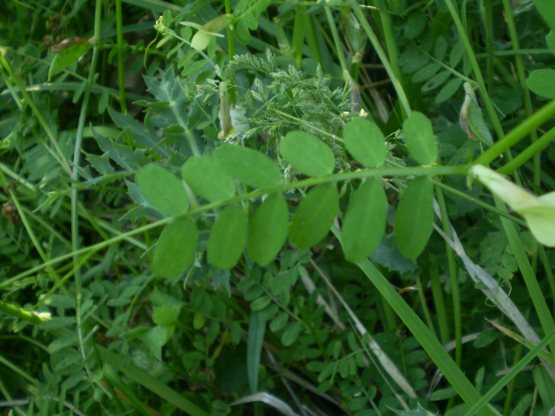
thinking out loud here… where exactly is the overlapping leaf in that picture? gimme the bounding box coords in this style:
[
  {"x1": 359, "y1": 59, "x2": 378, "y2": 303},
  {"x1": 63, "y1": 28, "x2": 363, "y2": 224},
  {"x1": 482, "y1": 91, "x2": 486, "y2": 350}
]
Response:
[
  {"x1": 343, "y1": 118, "x2": 387, "y2": 167},
  {"x1": 208, "y1": 204, "x2": 248, "y2": 269},
  {"x1": 181, "y1": 156, "x2": 235, "y2": 203},
  {"x1": 395, "y1": 176, "x2": 434, "y2": 259},
  {"x1": 214, "y1": 143, "x2": 282, "y2": 188},
  {"x1": 280, "y1": 131, "x2": 335, "y2": 176},
  {"x1": 342, "y1": 179, "x2": 388, "y2": 262},
  {"x1": 402, "y1": 112, "x2": 438, "y2": 165},
  {"x1": 248, "y1": 194, "x2": 289, "y2": 266},
  {"x1": 152, "y1": 218, "x2": 198, "y2": 279},
  {"x1": 289, "y1": 184, "x2": 339, "y2": 249},
  {"x1": 136, "y1": 164, "x2": 189, "y2": 216}
]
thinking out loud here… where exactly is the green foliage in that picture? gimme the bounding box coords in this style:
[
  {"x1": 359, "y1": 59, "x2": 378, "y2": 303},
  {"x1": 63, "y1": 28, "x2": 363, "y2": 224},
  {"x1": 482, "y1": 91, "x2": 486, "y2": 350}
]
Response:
[{"x1": 1, "y1": 0, "x2": 555, "y2": 415}]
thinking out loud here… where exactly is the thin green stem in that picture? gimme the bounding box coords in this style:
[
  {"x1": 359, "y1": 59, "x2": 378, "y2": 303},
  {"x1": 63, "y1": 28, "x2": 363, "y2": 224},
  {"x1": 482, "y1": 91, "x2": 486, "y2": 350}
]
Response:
[
  {"x1": 115, "y1": 0, "x2": 127, "y2": 112},
  {"x1": 349, "y1": 0, "x2": 411, "y2": 116},
  {"x1": 497, "y1": 126, "x2": 555, "y2": 175},
  {"x1": 2, "y1": 164, "x2": 469, "y2": 288},
  {"x1": 501, "y1": 0, "x2": 539, "y2": 188},
  {"x1": 475, "y1": 100, "x2": 555, "y2": 166},
  {"x1": 0, "y1": 54, "x2": 72, "y2": 175},
  {"x1": 324, "y1": 7, "x2": 348, "y2": 74},
  {"x1": 436, "y1": 186, "x2": 462, "y2": 366},
  {"x1": 466, "y1": 326, "x2": 555, "y2": 416},
  {"x1": 443, "y1": 0, "x2": 504, "y2": 140},
  {"x1": 495, "y1": 197, "x2": 555, "y2": 363}
]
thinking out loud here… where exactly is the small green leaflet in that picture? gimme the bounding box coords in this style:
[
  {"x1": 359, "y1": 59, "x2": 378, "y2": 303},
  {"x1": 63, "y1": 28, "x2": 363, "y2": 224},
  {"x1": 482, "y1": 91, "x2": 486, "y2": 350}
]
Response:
[
  {"x1": 460, "y1": 83, "x2": 493, "y2": 145},
  {"x1": 341, "y1": 179, "x2": 387, "y2": 262},
  {"x1": 394, "y1": 176, "x2": 434, "y2": 259},
  {"x1": 280, "y1": 131, "x2": 335, "y2": 176},
  {"x1": 136, "y1": 164, "x2": 189, "y2": 216},
  {"x1": 248, "y1": 194, "x2": 289, "y2": 266},
  {"x1": 526, "y1": 69, "x2": 555, "y2": 99},
  {"x1": 214, "y1": 143, "x2": 282, "y2": 189},
  {"x1": 208, "y1": 205, "x2": 248, "y2": 269},
  {"x1": 534, "y1": 0, "x2": 555, "y2": 31},
  {"x1": 152, "y1": 218, "x2": 198, "y2": 279},
  {"x1": 48, "y1": 39, "x2": 91, "y2": 80},
  {"x1": 181, "y1": 155, "x2": 235, "y2": 203},
  {"x1": 402, "y1": 112, "x2": 438, "y2": 165},
  {"x1": 289, "y1": 184, "x2": 339, "y2": 249},
  {"x1": 343, "y1": 118, "x2": 387, "y2": 168}
]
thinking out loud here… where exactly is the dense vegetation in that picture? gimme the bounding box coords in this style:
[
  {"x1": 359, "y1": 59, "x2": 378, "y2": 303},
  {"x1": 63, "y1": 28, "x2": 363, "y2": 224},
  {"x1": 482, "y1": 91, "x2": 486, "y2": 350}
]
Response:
[{"x1": 1, "y1": 0, "x2": 555, "y2": 415}]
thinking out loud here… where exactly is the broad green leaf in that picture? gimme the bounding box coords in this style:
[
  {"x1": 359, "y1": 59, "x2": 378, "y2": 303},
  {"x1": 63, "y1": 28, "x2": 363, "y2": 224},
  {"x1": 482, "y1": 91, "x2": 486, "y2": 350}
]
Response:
[
  {"x1": 394, "y1": 176, "x2": 434, "y2": 259},
  {"x1": 402, "y1": 112, "x2": 438, "y2": 165},
  {"x1": 248, "y1": 194, "x2": 289, "y2": 266},
  {"x1": 343, "y1": 119, "x2": 387, "y2": 167},
  {"x1": 214, "y1": 143, "x2": 282, "y2": 188},
  {"x1": 181, "y1": 156, "x2": 235, "y2": 203},
  {"x1": 341, "y1": 179, "x2": 387, "y2": 262},
  {"x1": 290, "y1": 184, "x2": 339, "y2": 249},
  {"x1": 136, "y1": 164, "x2": 189, "y2": 216},
  {"x1": 208, "y1": 205, "x2": 248, "y2": 269},
  {"x1": 535, "y1": 0, "x2": 555, "y2": 30},
  {"x1": 48, "y1": 39, "x2": 91, "y2": 80},
  {"x1": 152, "y1": 217, "x2": 198, "y2": 279},
  {"x1": 280, "y1": 131, "x2": 335, "y2": 176},
  {"x1": 247, "y1": 313, "x2": 266, "y2": 394},
  {"x1": 526, "y1": 69, "x2": 555, "y2": 99}
]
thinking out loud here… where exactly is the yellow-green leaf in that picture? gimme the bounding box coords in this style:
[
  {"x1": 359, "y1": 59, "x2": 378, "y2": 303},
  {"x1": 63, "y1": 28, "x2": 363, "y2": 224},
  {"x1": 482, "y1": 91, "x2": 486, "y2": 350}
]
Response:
[{"x1": 471, "y1": 165, "x2": 555, "y2": 247}]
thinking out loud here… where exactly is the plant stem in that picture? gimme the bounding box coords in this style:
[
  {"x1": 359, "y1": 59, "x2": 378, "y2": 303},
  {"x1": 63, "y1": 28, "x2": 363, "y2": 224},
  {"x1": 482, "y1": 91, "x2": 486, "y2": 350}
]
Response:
[
  {"x1": 115, "y1": 0, "x2": 127, "y2": 112},
  {"x1": 475, "y1": 99, "x2": 555, "y2": 166}
]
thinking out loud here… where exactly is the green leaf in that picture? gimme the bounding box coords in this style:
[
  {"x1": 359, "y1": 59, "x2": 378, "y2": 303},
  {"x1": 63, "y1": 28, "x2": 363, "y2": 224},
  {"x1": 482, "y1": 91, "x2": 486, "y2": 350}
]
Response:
[
  {"x1": 402, "y1": 112, "x2": 438, "y2": 165},
  {"x1": 189, "y1": 15, "x2": 230, "y2": 51},
  {"x1": 248, "y1": 194, "x2": 289, "y2": 266},
  {"x1": 343, "y1": 118, "x2": 387, "y2": 167},
  {"x1": 247, "y1": 313, "x2": 266, "y2": 394},
  {"x1": 208, "y1": 205, "x2": 248, "y2": 269},
  {"x1": 341, "y1": 179, "x2": 387, "y2": 262},
  {"x1": 535, "y1": 0, "x2": 555, "y2": 30},
  {"x1": 280, "y1": 131, "x2": 335, "y2": 176},
  {"x1": 48, "y1": 40, "x2": 91, "y2": 80},
  {"x1": 181, "y1": 156, "x2": 235, "y2": 203},
  {"x1": 281, "y1": 322, "x2": 301, "y2": 346},
  {"x1": 152, "y1": 217, "x2": 198, "y2": 279},
  {"x1": 547, "y1": 31, "x2": 555, "y2": 54},
  {"x1": 136, "y1": 164, "x2": 189, "y2": 216},
  {"x1": 394, "y1": 177, "x2": 434, "y2": 259},
  {"x1": 214, "y1": 143, "x2": 282, "y2": 188},
  {"x1": 526, "y1": 69, "x2": 555, "y2": 99},
  {"x1": 290, "y1": 184, "x2": 339, "y2": 249}
]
